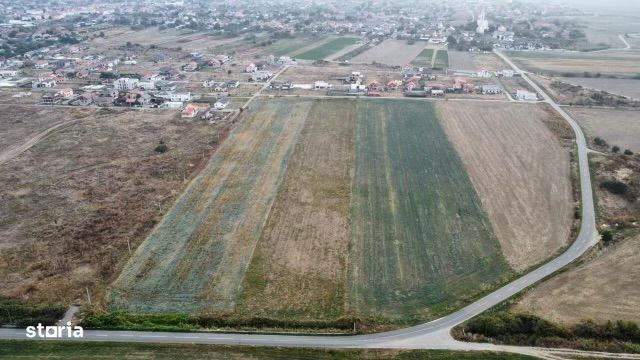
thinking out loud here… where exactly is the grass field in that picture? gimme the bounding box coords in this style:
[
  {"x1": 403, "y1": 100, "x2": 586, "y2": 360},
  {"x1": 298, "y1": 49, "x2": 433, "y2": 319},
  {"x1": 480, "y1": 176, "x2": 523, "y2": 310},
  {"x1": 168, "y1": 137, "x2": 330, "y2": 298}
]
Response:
[
  {"x1": 434, "y1": 50, "x2": 449, "y2": 68},
  {"x1": 0, "y1": 341, "x2": 537, "y2": 360},
  {"x1": 236, "y1": 99, "x2": 356, "y2": 320},
  {"x1": 0, "y1": 108, "x2": 225, "y2": 307},
  {"x1": 295, "y1": 37, "x2": 359, "y2": 60},
  {"x1": 411, "y1": 49, "x2": 434, "y2": 67},
  {"x1": 515, "y1": 234, "x2": 640, "y2": 324},
  {"x1": 108, "y1": 99, "x2": 311, "y2": 313},
  {"x1": 436, "y1": 102, "x2": 574, "y2": 271},
  {"x1": 351, "y1": 39, "x2": 426, "y2": 66},
  {"x1": 558, "y1": 77, "x2": 640, "y2": 100},
  {"x1": 108, "y1": 98, "x2": 512, "y2": 326},
  {"x1": 568, "y1": 108, "x2": 640, "y2": 153},
  {"x1": 263, "y1": 36, "x2": 327, "y2": 57},
  {"x1": 347, "y1": 100, "x2": 511, "y2": 322},
  {"x1": 506, "y1": 51, "x2": 640, "y2": 77}
]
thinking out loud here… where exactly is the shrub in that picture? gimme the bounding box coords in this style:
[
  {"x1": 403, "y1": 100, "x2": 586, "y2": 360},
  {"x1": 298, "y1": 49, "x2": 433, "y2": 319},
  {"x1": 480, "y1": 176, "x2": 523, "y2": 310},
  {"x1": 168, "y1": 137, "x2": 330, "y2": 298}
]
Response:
[
  {"x1": 624, "y1": 149, "x2": 634, "y2": 155},
  {"x1": 599, "y1": 181, "x2": 628, "y2": 195},
  {"x1": 612, "y1": 146, "x2": 620, "y2": 153},
  {"x1": 600, "y1": 230, "x2": 613, "y2": 243},
  {"x1": 154, "y1": 140, "x2": 168, "y2": 153},
  {"x1": 593, "y1": 137, "x2": 608, "y2": 147}
]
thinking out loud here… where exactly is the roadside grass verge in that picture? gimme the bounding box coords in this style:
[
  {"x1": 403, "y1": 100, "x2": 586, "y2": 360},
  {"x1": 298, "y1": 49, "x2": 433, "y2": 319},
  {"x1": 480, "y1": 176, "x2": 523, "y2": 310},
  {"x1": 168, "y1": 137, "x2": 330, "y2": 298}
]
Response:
[
  {"x1": 0, "y1": 298, "x2": 66, "y2": 327},
  {"x1": 0, "y1": 341, "x2": 538, "y2": 359}
]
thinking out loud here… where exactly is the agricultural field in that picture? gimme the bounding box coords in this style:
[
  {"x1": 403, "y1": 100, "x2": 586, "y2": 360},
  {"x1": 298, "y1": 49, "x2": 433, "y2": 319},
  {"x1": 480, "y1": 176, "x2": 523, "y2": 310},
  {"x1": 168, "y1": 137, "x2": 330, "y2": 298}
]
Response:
[
  {"x1": 347, "y1": 100, "x2": 511, "y2": 322},
  {"x1": 433, "y1": 50, "x2": 449, "y2": 68},
  {"x1": 295, "y1": 37, "x2": 359, "y2": 61},
  {"x1": 505, "y1": 51, "x2": 640, "y2": 77},
  {"x1": 471, "y1": 52, "x2": 508, "y2": 71},
  {"x1": 558, "y1": 77, "x2": 640, "y2": 100},
  {"x1": 568, "y1": 108, "x2": 640, "y2": 152},
  {"x1": 410, "y1": 49, "x2": 435, "y2": 67},
  {"x1": 236, "y1": 99, "x2": 356, "y2": 320},
  {"x1": 262, "y1": 36, "x2": 327, "y2": 57},
  {"x1": 351, "y1": 39, "x2": 426, "y2": 66},
  {"x1": 0, "y1": 108, "x2": 226, "y2": 305},
  {"x1": 109, "y1": 98, "x2": 515, "y2": 325},
  {"x1": 109, "y1": 99, "x2": 310, "y2": 313},
  {"x1": 514, "y1": 234, "x2": 640, "y2": 324},
  {"x1": 448, "y1": 51, "x2": 475, "y2": 70},
  {"x1": 436, "y1": 102, "x2": 574, "y2": 271}
]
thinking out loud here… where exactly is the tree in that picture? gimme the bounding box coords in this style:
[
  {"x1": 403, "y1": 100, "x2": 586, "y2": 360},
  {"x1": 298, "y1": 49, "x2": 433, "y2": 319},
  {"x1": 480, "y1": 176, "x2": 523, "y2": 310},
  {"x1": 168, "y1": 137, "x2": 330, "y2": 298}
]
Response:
[
  {"x1": 612, "y1": 145, "x2": 620, "y2": 153},
  {"x1": 154, "y1": 140, "x2": 168, "y2": 153},
  {"x1": 600, "y1": 230, "x2": 613, "y2": 244},
  {"x1": 624, "y1": 149, "x2": 634, "y2": 155}
]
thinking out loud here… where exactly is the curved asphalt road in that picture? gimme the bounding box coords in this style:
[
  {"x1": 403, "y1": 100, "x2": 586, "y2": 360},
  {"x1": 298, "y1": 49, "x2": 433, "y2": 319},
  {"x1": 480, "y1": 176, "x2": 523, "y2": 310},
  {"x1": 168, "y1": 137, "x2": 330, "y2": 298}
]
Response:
[{"x1": 0, "y1": 51, "x2": 601, "y2": 356}]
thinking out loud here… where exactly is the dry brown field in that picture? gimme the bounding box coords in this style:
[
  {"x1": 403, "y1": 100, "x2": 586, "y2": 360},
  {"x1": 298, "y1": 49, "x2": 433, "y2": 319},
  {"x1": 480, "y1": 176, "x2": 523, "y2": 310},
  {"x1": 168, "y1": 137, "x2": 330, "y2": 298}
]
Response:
[
  {"x1": 448, "y1": 51, "x2": 475, "y2": 70},
  {"x1": 436, "y1": 101, "x2": 574, "y2": 271},
  {"x1": 471, "y1": 52, "x2": 508, "y2": 71},
  {"x1": 351, "y1": 39, "x2": 426, "y2": 66},
  {"x1": 506, "y1": 51, "x2": 640, "y2": 76},
  {"x1": 0, "y1": 108, "x2": 228, "y2": 305},
  {"x1": 514, "y1": 234, "x2": 640, "y2": 324},
  {"x1": 558, "y1": 77, "x2": 640, "y2": 100},
  {"x1": 237, "y1": 99, "x2": 356, "y2": 320},
  {"x1": 568, "y1": 107, "x2": 640, "y2": 152}
]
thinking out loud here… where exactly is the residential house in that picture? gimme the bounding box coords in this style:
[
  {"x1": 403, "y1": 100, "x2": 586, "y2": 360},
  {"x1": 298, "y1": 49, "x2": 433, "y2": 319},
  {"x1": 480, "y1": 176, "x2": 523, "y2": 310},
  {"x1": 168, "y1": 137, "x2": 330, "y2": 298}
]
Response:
[
  {"x1": 182, "y1": 62, "x2": 198, "y2": 72},
  {"x1": 0, "y1": 70, "x2": 19, "y2": 78},
  {"x1": 114, "y1": 77, "x2": 140, "y2": 91},
  {"x1": 516, "y1": 89, "x2": 537, "y2": 101},
  {"x1": 203, "y1": 79, "x2": 216, "y2": 88},
  {"x1": 42, "y1": 92, "x2": 55, "y2": 105},
  {"x1": 481, "y1": 84, "x2": 502, "y2": 94},
  {"x1": 214, "y1": 97, "x2": 229, "y2": 110},
  {"x1": 367, "y1": 81, "x2": 383, "y2": 92},
  {"x1": 181, "y1": 104, "x2": 199, "y2": 118},
  {"x1": 477, "y1": 69, "x2": 492, "y2": 78},
  {"x1": 32, "y1": 79, "x2": 57, "y2": 88},
  {"x1": 251, "y1": 71, "x2": 272, "y2": 82},
  {"x1": 227, "y1": 80, "x2": 240, "y2": 88},
  {"x1": 314, "y1": 81, "x2": 330, "y2": 90},
  {"x1": 245, "y1": 63, "x2": 257, "y2": 73}
]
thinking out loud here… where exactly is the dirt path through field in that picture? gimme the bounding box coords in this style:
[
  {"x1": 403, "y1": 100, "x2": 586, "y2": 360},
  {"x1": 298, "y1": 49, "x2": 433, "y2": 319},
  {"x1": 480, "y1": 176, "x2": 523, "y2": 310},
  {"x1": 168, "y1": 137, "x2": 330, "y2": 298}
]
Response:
[{"x1": 0, "y1": 117, "x2": 89, "y2": 166}]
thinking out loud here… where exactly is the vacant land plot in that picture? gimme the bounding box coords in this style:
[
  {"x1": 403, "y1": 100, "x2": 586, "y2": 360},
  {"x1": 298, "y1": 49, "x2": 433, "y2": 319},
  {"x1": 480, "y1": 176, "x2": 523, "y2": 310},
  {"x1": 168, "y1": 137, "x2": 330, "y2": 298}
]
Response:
[
  {"x1": 448, "y1": 51, "x2": 475, "y2": 70},
  {"x1": 351, "y1": 39, "x2": 426, "y2": 66},
  {"x1": 568, "y1": 108, "x2": 640, "y2": 152},
  {"x1": 437, "y1": 102, "x2": 574, "y2": 271},
  {"x1": 348, "y1": 100, "x2": 511, "y2": 323},
  {"x1": 506, "y1": 51, "x2": 640, "y2": 76},
  {"x1": 263, "y1": 36, "x2": 327, "y2": 57},
  {"x1": 515, "y1": 234, "x2": 640, "y2": 324},
  {"x1": 559, "y1": 77, "x2": 640, "y2": 100},
  {"x1": 295, "y1": 37, "x2": 359, "y2": 61},
  {"x1": 433, "y1": 50, "x2": 449, "y2": 68},
  {"x1": 471, "y1": 52, "x2": 508, "y2": 71},
  {"x1": 0, "y1": 109, "x2": 224, "y2": 305},
  {"x1": 109, "y1": 99, "x2": 310, "y2": 313},
  {"x1": 89, "y1": 27, "x2": 238, "y2": 52},
  {"x1": 237, "y1": 100, "x2": 355, "y2": 320},
  {"x1": 411, "y1": 49, "x2": 435, "y2": 67}
]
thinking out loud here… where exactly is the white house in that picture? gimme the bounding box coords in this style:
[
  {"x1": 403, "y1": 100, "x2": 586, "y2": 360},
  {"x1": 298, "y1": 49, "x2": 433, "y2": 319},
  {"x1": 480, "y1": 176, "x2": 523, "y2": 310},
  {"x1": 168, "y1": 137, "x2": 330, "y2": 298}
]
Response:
[
  {"x1": 114, "y1": 78, "x2": 140, "y2": 91},
  {"x1": 516, "y1": 89, "x2": 537, "y2": 101},
  {"x1": 251, "y1": 71, "x2": 272, "y2": 82},
  {"x1": 477, "y1": 69, "x2": 492, "y2": 78},
  {"x1": 314, "y1": 81, "x2": 330, "y2": 90},
  {"x1": 169, "y1": 92, "x2": 191, "y2": 102},
  {"x1": 214, "y1": 97, "x2": 229, "y2": 110},
  {"x1": 0, "y1": 70, "x2": 19, "y2": 78},
  {"x1": 482, "y1": 85, "x2": 502, "y2": 94}
]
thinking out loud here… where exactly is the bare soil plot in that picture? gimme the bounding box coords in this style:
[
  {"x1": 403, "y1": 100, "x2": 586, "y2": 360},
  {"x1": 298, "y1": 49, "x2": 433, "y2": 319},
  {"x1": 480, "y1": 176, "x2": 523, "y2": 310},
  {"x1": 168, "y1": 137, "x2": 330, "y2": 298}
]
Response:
[
  {"x1": 448, "y1": 51, "x2": 475, "y2": 70},
  {"x1": 506, "y1": 51, "x2": 640, "y2": 76},
  {"x1": 0, "y1": 109, "x2": 225, "y2": 305},
  {"x1": 89, "y1": 27, "x2": 239, "y2": 52},
  {"x1": 436, "y1": 102, "x2": 574, "y2": 271},
  {"x1": 471, "y1": 52, "x2": 508, "y2": 71},
  {"x1": 351, "y1": 39, "x2": 426, "y2": 66},
  {"x1": 237, "y1": 99, "x2": 355, "y2": 320},
  {"x1": 514, "y1": 234, "x2": 640, "y2": 324},
  {"x1": 108, "y1": 99, "x2": 310, "y2": 313},
  {"x1": 558, "y1": 77, "x2": 640, "y2": 100},
  {"x1": 347, "y1": 99, "x2": 511, "y2": 323},
  {"x1": 568, "y1": 108, "x2": 640, "y2": 153}
]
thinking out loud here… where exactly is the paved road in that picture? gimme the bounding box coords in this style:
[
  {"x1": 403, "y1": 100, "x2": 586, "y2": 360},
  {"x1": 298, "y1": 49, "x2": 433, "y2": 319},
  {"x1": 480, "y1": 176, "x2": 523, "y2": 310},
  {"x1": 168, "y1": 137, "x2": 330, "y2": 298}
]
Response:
[{"x1": 0, "y1": 51, "x2": 604, "y2": 358}]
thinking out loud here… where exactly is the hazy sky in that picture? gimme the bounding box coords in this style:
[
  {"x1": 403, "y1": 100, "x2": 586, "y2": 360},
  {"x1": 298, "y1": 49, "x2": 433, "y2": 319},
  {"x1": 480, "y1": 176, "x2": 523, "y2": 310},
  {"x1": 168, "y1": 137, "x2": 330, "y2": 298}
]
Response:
[{"x1": 538, "y1": 0, "x2": 640, "y2": 15}]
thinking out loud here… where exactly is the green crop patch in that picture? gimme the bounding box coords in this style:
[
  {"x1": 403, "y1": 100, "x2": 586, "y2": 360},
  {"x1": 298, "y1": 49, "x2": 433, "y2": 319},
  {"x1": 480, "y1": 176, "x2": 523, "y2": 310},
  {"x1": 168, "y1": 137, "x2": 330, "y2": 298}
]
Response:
[
  {"x1": 347, "y1": 100, "x2": 512, "y2": 323},
  {"x1": 411, "y1": 48, "x2": 434, "y2": 67},
  {"x1": 434, "y1": 50, "x2": 449, "y2": 68},
  {"x1": 296, "y1": 37, "x2": 359, "y2": 60}
]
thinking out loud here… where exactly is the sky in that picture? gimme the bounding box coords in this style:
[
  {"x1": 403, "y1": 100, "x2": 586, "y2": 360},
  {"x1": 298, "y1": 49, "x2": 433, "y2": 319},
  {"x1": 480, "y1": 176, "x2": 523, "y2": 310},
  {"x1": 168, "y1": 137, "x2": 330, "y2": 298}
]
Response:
[{"x1": 538, "y1": 0, "x2": 640, "y2": 15}]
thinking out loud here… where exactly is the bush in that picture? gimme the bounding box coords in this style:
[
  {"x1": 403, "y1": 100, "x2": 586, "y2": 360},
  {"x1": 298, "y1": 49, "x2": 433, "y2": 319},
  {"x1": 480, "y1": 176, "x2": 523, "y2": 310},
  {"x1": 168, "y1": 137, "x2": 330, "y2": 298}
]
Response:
[
  {"x1": 0, "y1": 298, "x2": 66, "y2": 326},
  {"x1": 612, "y1": 146, "x2": 620, "y2": 153},
  {"x1": 593, "y1": 137, "x2": 608, "y2": 147},
  {"x1": 624, "y1": 149, "x2": 634, "y2": 155},
  {"x1": 599, "y1": 180, "x2": 628, "y2": 195},
  {"x1": 600, "y1": 230, "x2": 613, "y2": 243},
  {"x1": 154, "y1": 140, "x2": 168, "y2": 154}
]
